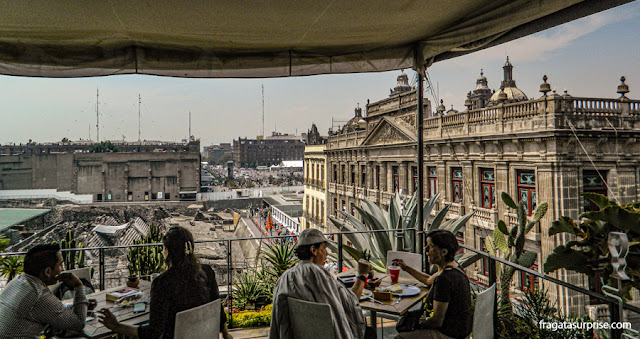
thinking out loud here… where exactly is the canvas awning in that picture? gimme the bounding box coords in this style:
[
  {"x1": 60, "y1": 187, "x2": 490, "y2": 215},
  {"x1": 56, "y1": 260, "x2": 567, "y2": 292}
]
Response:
[{"x1": 0, "y1": 0, "x2": 631, "y2": 78}]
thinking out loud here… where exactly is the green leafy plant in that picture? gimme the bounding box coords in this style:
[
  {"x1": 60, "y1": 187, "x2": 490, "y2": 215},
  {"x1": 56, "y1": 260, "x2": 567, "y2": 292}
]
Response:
[
  {"x1": 0, "y1": 255, "x2": 24, "y2": 281},
  {"x1": 232, "y1": 269, "x2": 271, "y2": 307},
  {"x1": 127, "y1": 223, "x2": 165, "y2": 278},
  {"x1": 232, "y1": 306, "x2": 272, "y2": 328},
  {"x1": 480, "y1": 192, "x2": 548, "y2": 316},
  {"x1": 261, "y1": 240, "x2": 298, "y2": 281},
  {"x1": 328, "y1": 192, "x2": 475, "y2": 272},
  {"x1": 544, "y1": 193, "x2": 640, "y2": 300}
]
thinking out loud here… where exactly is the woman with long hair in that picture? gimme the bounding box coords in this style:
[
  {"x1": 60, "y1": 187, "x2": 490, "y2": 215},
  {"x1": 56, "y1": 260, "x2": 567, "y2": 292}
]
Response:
[
  {"x1": 393, "y1": 230, "x2": 472, "y2": 339},
  {"x1": 99, "y1": 226, "x2": 233, "y2": 339}
]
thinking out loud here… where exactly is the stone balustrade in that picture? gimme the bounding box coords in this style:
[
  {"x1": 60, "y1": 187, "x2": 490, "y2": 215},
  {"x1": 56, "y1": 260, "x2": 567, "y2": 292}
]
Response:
[{"x1": 471, "y1": 206, "x2": 498, "y2": 228}]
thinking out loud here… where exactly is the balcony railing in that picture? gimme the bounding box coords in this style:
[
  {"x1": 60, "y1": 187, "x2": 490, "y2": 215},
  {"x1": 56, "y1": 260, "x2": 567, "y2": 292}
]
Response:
[{"x1": 2, "y1": 228, "x2": 639, "y2": 338}]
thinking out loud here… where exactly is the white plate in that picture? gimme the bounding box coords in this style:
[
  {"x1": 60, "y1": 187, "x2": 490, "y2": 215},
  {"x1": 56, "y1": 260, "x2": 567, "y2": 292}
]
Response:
[
  {"x1": 391, "y1": 285, "x2": 421, "y2": 297},
  {"x1": 360, "y1": 289, "x2": 373, "y2": 301}
]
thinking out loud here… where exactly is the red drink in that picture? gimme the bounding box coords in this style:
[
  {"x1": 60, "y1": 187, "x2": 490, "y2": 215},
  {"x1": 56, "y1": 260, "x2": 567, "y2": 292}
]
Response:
[{"x1": 388, "y1": 266, "x2": 400, "y2": 283}]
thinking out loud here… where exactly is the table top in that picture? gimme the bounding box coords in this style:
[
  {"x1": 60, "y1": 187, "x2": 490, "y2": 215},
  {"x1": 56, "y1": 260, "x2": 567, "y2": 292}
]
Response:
[
  {"x1": 337, "y1": 269, "x2": 429, "y2": 316},
  {"x1": 82, "y1": 280, "x2": 152, "y2": 339}
]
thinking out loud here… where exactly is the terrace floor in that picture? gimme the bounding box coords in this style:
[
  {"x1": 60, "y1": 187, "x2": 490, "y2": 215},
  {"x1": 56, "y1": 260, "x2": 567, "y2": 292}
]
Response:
[{"x1": 228, "y1": 317, "x2": 400, "y2": 338}]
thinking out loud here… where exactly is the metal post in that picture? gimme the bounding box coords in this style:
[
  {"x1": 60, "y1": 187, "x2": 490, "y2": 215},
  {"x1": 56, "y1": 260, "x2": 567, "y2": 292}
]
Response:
[
  {"x1": 99, "y1": 248, "x2": 105, "y2": 291},
  {"x1": 415, "y1": 68, "x2": 425, "y2": 271},
  {"x1": 488, "y1": 255, "x2": 497, "y2": 339},
  {"x1": 338, "y1": 233, "x2": 343, "y2": 273},
  {"x1": 227, "y1": 240, "x2": 233, "y2": 328},
  {"x1": 610, "y1": 300, "x2": 622, "y2": 339}
]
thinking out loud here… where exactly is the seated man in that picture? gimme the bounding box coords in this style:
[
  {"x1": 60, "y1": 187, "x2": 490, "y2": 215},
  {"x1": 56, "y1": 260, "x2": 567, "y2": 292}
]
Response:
[
  {"x1": 0, "y1": 244, "x2": 88, "y2": 338},
  {"x1": 270, "y1": 228, "x2": 370, "y2": 339}
]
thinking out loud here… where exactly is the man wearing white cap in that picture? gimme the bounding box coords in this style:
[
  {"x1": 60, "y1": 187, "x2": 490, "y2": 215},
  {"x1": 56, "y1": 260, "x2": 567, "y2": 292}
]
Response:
[{"x1": 269, "y1": 228, "x2": 371, "y2": 339}]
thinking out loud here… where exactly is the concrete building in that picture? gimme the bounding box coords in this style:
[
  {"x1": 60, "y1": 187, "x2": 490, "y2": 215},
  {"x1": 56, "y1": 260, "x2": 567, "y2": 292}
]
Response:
[
  {"x1": 233, "y1": 132, "x2": 305, "y2": 167},
  {"x1": 301, "y1": 123, "x2": 331, "y2": 232},
  {"x1": 326, "y1": 62, "x2": 640, "y2": 315},
  {"x1": 0, "y1": 142, "x2": 200, "y2": 202},
  {"x1": 0, "y1": 139, "x2": 200, "y2": 155},
  {"x1": 203, "y1": 143, "x2": 232, "y2": 160}
]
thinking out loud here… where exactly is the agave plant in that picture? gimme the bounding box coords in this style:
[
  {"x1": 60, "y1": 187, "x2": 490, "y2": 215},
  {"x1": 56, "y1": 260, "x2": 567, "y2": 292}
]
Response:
[
  {"x1": 261, "y1": 240, "x2": 298, "y2": 281},
  {"x1": 233, "y1": 269, "x2": 271, "y2": 306},
  {"x1": 328, "y1": 192, "x2": 476, "y2": 272},
  {"x1": 0, "y1": 255, "x2": 24, "y2": 281}
]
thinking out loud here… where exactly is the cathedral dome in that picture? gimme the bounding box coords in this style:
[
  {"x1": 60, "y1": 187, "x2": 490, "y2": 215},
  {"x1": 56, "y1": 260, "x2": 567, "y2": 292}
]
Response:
[{"x1": 489, "y1": 87, "x2": 527, "y2": 102}]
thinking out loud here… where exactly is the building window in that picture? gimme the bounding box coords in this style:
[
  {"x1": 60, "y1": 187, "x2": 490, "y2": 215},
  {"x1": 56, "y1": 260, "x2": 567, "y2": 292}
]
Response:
[
  {"x1": 321, "y1": 201, "x2": 324, "y2": 224},
  {"x1": 517, "y1": 170, "x2": 536, "y2": 216},
  {"x1": 428, "y1": 167, "x2": 437, "y2": 198},
  {"x1": 480, "y1": 168, "x2": 495, "y2": 209},
  {"x1": 583, "y1": 170, "x2": 607, "y2": 212},
  {"x1": 411, "y1": 166, "x2": 418, "y2": 193},
  {"x1": 392, "y1": 166, "x2": 399, "y2": 192},
  {"x1": 333, "y1": 165, "x2": 337, "y2": 182},
  {"x1": 321, "y1": 165, "x2": 325, "y2": 186},
  {"x1": 306, "y1": 163, "x2": 310, "y2": 183},
  {"x1": 519, "y1": 261, "x2": 539, "y2": 292},
  {"x1": 351, "y1": 203, "x2": 356, "y2": 216},
  {"x1": 480, "y1": 236, "x2": 488, "y2": 276},
  {"x1": 376, "y1": 165, "x2": 381, "y2": 189},
  {"x1": 361, "y1": 165, "x2": 367, "y2": 187},
  {"x1": 350, "y1": 165, "x2": 356, "y2": 186},
  {"x1": 341, "y1": 165, "x2": 346, "y2": 184},
  {"x1": 316, "y1": 199, "x2": 319, "y2": 219},
  {"x1": 306, "y1": 196, "x2": 309, "y2": 214},
  {"x1": 342, "y1": 200, "x2": 346, "y2": 213},
  {"x1": 333, "y1": 198, "x2": 338, "y2": 215},
  {"x1": 127, "y1": 192, "x2": 133, "y2": 201},
  {"x1": 452, "y1": 168, "x2": 463, "y2": 203}
]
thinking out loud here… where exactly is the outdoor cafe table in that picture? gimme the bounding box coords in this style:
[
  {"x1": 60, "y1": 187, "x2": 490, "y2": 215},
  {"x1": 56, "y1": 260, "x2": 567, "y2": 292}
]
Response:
[
  {"x1": 80, "y1": 280, "x2": 152, "y2": 339},
  {"x1": 337, "y1": 269, "x2": 430, "y2": 329}
]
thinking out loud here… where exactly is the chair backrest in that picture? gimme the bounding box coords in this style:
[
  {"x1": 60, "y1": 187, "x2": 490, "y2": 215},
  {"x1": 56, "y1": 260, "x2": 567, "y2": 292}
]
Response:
[
  {"x1": 473, "y1": 283, "x2": 496, "y2": 339},
  {"x1": 287, "y1": 297, "x2": 335, "y2": 339},
  {"x1": 174, "y1": 299, "x2": 221, "y2": 339},
  {"x1": 48, "y1": 267, "x2": 93, "y2": 294},
  {"x1": 386, "y1": 251, "x2": 422, "y2": 278}
]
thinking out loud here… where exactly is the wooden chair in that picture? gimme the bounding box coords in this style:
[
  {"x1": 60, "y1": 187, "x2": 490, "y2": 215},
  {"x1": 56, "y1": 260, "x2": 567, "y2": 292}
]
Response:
[
  {"x1": 472, "y1": 283, "x2": 496, "y2": 339},
  {"x1": 174, "y1": 299, "x2": 221, "y2": 339},
  {"x1": 287, "y1": 297, "x2": 336, "y2": 339}
]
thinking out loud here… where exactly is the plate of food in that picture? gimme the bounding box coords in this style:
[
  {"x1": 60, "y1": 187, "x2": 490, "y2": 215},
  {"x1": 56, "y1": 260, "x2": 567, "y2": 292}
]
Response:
[
  {"x1": 388, "y1": 284, "x2": 421, "y2": 297},
  {"x1": 360, "y1": 289, "x2": 373, "y2": 301}
]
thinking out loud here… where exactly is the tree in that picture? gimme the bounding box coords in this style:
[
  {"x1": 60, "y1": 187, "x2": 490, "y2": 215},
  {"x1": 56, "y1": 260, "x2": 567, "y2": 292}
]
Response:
[
  {"x1": 0, "y1": 256, "x2": 24, "y2": 281},
  {"x1": 89, "y1": 141, "x2": 120, "y2": 153}
]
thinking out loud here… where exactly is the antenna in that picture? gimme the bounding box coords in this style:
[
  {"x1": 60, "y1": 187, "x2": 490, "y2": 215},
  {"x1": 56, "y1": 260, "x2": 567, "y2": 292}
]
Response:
[
  {"x1": 188, "y1": 110, "x2": 192, "y2": 139},
  {"x1": 261, "y1": 83, "x2": 265, "y2": 138},
  {"x1": 96, "y1": 88, "x2": 100, "y2": 142},
  {"x1": 138, "y1": 94, "x2": 141, "y2": 142}
]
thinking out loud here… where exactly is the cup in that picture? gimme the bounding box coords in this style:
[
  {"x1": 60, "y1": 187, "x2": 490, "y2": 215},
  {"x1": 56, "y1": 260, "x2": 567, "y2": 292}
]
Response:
[{"x1": 388, "y1": 266, "x2": 401, "y2": 283}]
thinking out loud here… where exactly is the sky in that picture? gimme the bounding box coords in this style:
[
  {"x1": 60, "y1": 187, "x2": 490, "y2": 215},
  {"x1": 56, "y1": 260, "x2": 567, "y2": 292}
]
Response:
[{"x1": 1, "y1": 2, "x2": 639, "y2": 148}]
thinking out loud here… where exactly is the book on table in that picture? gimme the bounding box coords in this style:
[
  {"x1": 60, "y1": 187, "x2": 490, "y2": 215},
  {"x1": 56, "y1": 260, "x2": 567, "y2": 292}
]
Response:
[{"x1": 106, "y1": 288, "x2": 139, "y2": 301}]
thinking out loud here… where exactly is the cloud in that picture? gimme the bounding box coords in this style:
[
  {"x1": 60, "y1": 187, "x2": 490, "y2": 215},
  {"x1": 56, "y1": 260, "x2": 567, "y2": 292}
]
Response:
[{"x1": 449, "y1": 3, "x2": 640, "y2": 65}]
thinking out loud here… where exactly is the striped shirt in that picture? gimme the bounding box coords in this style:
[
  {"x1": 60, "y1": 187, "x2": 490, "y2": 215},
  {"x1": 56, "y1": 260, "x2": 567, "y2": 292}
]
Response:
[{"x1": 0, "y1": 273, "x2": 87, "y2": 339}]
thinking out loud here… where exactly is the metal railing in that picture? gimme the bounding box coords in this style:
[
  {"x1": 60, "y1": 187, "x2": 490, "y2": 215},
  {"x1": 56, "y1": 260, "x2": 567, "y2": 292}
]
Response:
[{"x1": 2, "y1": 228, "x2": 640, "y2": 337}]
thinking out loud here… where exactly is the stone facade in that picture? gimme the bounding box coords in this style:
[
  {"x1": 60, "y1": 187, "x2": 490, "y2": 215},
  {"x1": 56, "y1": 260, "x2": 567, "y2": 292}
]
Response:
[
  {"x1": 301, "y1": 144, "x2": 332, "y2": 233},
  {"x1": 326, "y1": 70, "x2": 640, "y2": 315},
  {"x1": 0, "y1": 152, "x2": 200, "y2": 202},
  {"x1": 232, "y1": 132, "x2": 305, "y2": 167}
]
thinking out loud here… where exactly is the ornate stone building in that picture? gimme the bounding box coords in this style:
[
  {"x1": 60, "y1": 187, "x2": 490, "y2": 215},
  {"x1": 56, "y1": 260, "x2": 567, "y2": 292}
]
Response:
[
  {"x1": 232, "y1": 132, "x2": 305, "y2": 167},
  {"x1": 326, "y1": 61, "x2": 640, "y2": 315},
  {"x1": 301, "y1": 123, "x2": 332, "y2": 232}
]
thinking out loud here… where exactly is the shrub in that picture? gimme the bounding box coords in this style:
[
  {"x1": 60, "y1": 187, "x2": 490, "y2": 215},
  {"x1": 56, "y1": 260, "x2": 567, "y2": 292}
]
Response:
[{"x1": 232, "y1": 308, "x2": 272, "y2": 328}]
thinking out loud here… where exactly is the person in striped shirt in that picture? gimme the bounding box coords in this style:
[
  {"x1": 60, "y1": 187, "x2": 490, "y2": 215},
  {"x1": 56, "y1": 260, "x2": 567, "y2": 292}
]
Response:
[{"x1": 0, "y1": 244, "x2": 87, "y2": 338}]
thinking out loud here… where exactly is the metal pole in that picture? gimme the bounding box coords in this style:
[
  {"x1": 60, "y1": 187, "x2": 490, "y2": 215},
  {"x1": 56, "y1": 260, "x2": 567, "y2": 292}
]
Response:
[
  {"x1": 338, "y1": 233, "x2": 343, "y2": 273},
  {"x1": 227, "y1": 240, "x2": 233, "y2": 328},
  {"x1": 99, "y1": 248, "x2": 105, "y2": 291},
  {"x1": 415, "y1": 68, "x2": 425, "y2": 271}
]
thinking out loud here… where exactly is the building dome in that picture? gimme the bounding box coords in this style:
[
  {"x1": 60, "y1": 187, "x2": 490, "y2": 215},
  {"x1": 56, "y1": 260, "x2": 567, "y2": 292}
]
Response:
[
  {"x1": 489, "y1": 87, "x2": 528, "y2": 102},
  {"x1": 475, "y1": 70, "x2": 490, "y2": 91},
  {"x1": 390, "y1": 71, "x2": 412, "y2": 96},
  {"x1": 344, "y1": 105, "x2": 366, "y2": 131},
  {"x1": 488, "y1": 57, "x2": 527, "y2": 104}
]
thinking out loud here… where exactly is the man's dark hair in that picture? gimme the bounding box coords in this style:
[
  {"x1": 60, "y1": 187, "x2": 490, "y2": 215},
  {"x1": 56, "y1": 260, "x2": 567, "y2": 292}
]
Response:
[
  {"x1": 24, "y1": 243, "x2": 61, "y2": 276},
  {"x1": 426, "y1": 229, "x2": 459, "y2": 262},
  {"x1": 294, "y1": 242, "x2": 324, "y2": 260}
]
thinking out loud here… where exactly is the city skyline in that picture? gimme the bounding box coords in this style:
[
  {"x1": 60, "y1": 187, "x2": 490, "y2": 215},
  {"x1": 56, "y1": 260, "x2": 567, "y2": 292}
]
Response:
[{"x1": 0, "y1": 2, "x2": 639, "y2": 148}]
